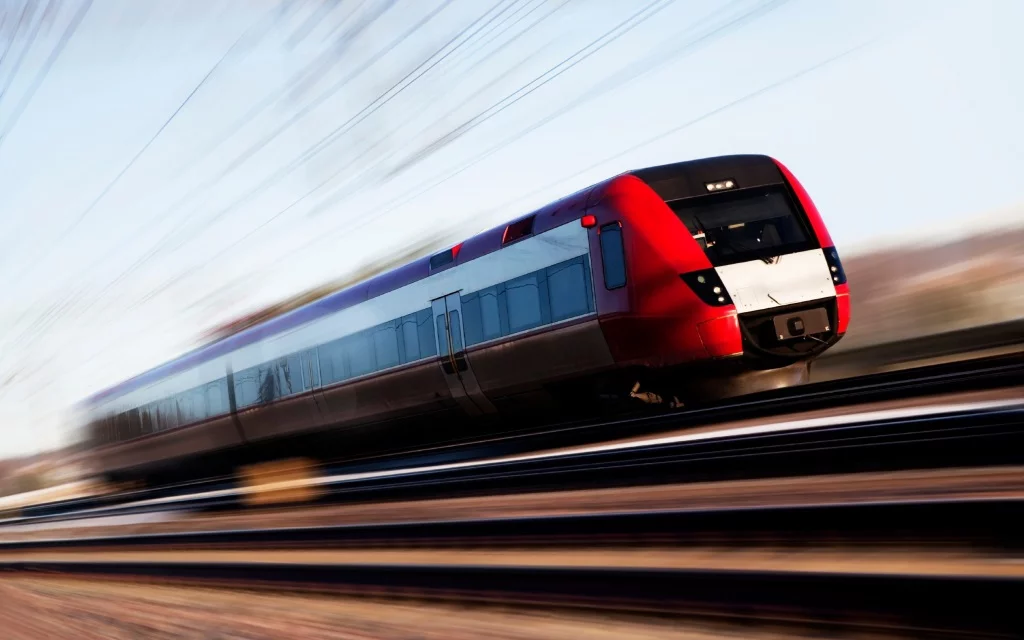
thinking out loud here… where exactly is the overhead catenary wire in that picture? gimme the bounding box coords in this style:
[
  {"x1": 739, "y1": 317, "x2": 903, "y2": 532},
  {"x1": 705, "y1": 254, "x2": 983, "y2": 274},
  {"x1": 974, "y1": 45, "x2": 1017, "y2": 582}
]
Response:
[
  {"x1": 2, "y1": 1, "x2": 521, "y2": 371},
  {"x1": 0, "y1": 0, "x2": 90, "y2": 150},
  {"x1": 14, "y1": 0, "x2": 461, "y2": 314}
]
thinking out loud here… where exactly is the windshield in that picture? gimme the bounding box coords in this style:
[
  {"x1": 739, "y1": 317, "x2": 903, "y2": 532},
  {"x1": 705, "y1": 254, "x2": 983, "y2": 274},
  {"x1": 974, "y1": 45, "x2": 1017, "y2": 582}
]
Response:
[{"x1": 669, "y1": 186, "x2": 815, "y2": 266}]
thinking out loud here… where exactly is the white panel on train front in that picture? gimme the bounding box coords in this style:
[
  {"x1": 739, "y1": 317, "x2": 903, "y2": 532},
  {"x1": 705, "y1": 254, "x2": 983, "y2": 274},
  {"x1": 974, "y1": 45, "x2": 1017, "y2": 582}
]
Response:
[{"x1": 714, "y1": 249, "x2": 834, "y2": 314}]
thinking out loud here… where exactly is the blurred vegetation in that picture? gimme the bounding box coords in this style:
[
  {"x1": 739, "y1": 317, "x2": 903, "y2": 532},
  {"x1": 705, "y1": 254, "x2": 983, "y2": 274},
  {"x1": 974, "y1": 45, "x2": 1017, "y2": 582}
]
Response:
[{"x1": 834, "y1": 225, "x2": 1024, "y2": 351}]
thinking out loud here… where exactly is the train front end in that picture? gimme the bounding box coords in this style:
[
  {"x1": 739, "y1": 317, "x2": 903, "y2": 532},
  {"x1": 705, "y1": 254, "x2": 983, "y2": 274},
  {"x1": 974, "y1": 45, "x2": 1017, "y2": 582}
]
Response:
[{"x1": 592, "y1": 154, "x2": 849, "y2": 400}]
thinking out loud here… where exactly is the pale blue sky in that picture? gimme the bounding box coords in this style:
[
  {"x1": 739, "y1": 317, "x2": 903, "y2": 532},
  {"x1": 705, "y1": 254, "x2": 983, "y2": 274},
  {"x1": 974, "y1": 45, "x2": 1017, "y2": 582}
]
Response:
[{"x1": 0, "y1": 0, "x2": 1021, "y2": 457}]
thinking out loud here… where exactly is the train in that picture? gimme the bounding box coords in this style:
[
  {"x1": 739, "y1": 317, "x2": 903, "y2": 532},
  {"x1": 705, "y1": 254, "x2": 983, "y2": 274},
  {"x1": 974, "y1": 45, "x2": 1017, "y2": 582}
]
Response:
[{"x1": 82, "y1": 154, "x2": 850, "y2": 485}]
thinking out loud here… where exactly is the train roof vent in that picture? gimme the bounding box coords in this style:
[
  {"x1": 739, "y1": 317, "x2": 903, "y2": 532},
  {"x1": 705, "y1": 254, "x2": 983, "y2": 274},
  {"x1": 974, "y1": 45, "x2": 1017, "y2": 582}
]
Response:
[
  {"x1": 502, "y1": 215, "x2": 535, "y2": 245},
  {"x1": 429, "y1": 244, "x2": 460, "y2": 272}
]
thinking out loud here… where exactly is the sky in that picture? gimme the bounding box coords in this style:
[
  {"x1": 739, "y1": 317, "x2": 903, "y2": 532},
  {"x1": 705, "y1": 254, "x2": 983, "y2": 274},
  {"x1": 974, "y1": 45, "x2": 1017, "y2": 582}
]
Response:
[{"x1": 0, "y1": 0, "x2": 1021, "y2": 458}]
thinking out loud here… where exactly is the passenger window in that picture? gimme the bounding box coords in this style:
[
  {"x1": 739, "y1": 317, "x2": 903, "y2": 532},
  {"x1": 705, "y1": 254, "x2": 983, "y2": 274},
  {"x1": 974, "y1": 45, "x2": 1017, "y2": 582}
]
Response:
[
  {"x1": 127, "y1": 408, "x2": 140, "y2": 438},
  {"x1": 347, "y1": 332, "x2": 376, "y2": 378},
  {"x1": 299, "y1": 350, "x2": 320, "y2": 389},
  {"x1": 461, "y1": 293, "x2": 483, "y2": 346},
  {"x1": 547, "y1": 257, "x2": 590, "y2": 322},
  {"x1": 234, "y1": 368, "x2": 260, "y2": 408},
  {"x1": 461, "y1": 287, "x2": 502, "y2": 345},
  {"x1": 177, "y1": 394, "x2": 191, "y2": 423},
  {"x1": 373, "y1": 321, "x2": 400, "y2": 370},
  {"x1": 319, "y1": 339, "x2": 348, "y2": 385},
  {"x1": 506, "y1": 273, "x2": 544, "y2": 333},
  {"x1": 207, "y1": 382, "x2": 224, "y2": 416},
  {"x1": 417, "y1": 309, "x2": 437, "y2": 357},
  {"x1": 599, "y1": 223, "x2": 627, "y2": 289},
  {"x1": 140, "y1": 406, "x2": 154, "y2": 434},
  {"x1": 278, "y1": 356, "x2": 300, "y2": 397},
  {"x1": 478, "y1": 287, "x2": 502, "y2": 341},
  {"x1": 257, "y1": 364, "x2": 277, "y2": 404},
  {"x1": 401, "y1": 314, "x2": 420, "y2": 362},
  {"x1": 116, "y1": 412, "x2": 130, "y2": 441}
]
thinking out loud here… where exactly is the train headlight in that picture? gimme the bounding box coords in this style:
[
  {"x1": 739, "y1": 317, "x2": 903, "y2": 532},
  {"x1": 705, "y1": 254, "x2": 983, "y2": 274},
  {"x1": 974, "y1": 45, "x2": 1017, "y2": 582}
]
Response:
[
  {"x1": 822, "y1": 247, "x2": 847, "y2": 286},
  {"x1": 681, "y1": 269, "x2": 733, "y2": 307},
  {"x1": 705, "y1": 179, "x2": 736, "y2": 192}
]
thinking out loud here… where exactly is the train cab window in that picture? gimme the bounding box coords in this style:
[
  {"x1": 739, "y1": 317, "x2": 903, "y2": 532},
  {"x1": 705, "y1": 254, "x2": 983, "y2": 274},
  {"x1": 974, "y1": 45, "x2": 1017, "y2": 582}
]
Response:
[
  {"x1": 668, "y1": 186, "x2": 815, "y2": 266},
  {"x1": 599, "y1": 223, "x2": 627, "y2": 289}
]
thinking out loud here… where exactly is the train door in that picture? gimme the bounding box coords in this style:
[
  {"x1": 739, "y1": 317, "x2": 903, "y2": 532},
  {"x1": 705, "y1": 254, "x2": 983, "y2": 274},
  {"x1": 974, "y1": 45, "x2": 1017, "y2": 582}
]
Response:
[{"x1": 431, "y1": 293, "x2": 497, "y2": 416}]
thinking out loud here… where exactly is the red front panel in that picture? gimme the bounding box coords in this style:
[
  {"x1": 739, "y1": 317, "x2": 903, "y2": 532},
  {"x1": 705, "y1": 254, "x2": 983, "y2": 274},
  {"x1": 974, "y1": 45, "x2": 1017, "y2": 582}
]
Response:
[
  {"x1": 586, "y1": 175, "x2": 741, "y2": 367},
  {"x1": 772, "y1": 158, "x2": 834, "y2": 248}
]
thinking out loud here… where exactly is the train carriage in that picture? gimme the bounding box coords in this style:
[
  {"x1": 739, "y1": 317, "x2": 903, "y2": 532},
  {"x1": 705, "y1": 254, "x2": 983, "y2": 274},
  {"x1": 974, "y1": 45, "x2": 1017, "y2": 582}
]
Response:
[{"x1": 83, "y1": 154, "x2": 849, "y2": 484}]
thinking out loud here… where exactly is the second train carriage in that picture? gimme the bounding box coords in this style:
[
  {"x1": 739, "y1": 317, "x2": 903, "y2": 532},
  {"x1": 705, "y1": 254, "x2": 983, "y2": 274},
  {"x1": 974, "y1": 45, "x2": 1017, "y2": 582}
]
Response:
[{"x1": 83, "y1": 154, "x2": 849, "y2": 483}]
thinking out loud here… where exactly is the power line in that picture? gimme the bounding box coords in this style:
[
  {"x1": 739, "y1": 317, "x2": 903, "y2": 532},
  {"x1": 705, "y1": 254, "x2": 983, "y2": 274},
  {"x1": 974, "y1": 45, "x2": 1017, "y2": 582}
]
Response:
[
  {"x1": 23, "y1": 0, "x2": 447, "y2": 304},
  {"x1": 53, "y1": 3, "x2": 282, "y2": 239},
  {"x1": 298, "y1": 0, "x2": 575, "y2": 212},
  {"x1": 86, "y1": 0, "x2": 509, "y2": 281},
  {"x1": 0, "y1": 0, "x2": 90, "y2": 150},
  {"x1": 0, "y1": 1, "x2": 34, "y2": 75},
  {"x1": 475, "y1": 35, "x2": 888, "y2": 224},
  {"x1": 320, "y1": 0, "x2": 762, "y2": 206},
  {"x1": 299, "y1": 0, "x2": 683, "y2": 221},
  {"x1": 251, "y1": 0, "x2": 669, "y2": 228},
  {"x1": 348, "y1": 0, "x2": 787, "y2": 218},
  {"x1": 0, "y1": 0, "x2": 46, "y2": 108},
  {"x1": 2, "y1": 1, "x2": 493, "y2": 362}
]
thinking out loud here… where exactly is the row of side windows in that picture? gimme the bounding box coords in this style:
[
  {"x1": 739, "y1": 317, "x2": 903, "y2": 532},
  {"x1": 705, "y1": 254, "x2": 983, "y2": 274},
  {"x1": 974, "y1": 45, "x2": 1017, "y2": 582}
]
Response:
[
  {"x1": 94, "y1": 253, "x2": 601, "y2": 445},
  {"x1": 461, "y1": 255, "x2": 595, "y2": 345},
  {"x1": 232, "y1": 310, "x2": 436, "y2": 409},
  {"x1": 92, "y1": 379, "x2": 229, "y2": 445}
]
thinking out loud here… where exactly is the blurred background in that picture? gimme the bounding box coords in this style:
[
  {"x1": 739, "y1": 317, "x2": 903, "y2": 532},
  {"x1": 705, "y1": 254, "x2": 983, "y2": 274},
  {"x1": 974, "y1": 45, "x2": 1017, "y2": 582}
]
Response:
[{"x1": 0, "y1": 0, "x2": 1021, "y2": 494}]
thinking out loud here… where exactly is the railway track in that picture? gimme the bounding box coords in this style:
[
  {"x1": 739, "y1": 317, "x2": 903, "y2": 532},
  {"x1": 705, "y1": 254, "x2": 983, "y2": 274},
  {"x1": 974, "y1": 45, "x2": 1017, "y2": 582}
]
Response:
[
  {"x1": 6, "y1": 383, "x2": 1022, "y2": 528},
  {"x1": 4, "y1": 362, "x2": 1021, "y2": 637},
  {"x1": 10, "y1": 353, "x2": 1023, "y2": 524},
  {"x1": 3, "y1": 497, "x2": 1021, "y2": 637}
]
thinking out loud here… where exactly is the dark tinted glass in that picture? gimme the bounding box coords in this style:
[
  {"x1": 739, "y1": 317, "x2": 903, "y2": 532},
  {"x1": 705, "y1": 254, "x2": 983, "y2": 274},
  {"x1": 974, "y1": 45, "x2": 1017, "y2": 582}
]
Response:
[
  {"x1": 347, "y1": 332, "x2": 376, "y2": 378},
  {"x1": 669, "y1": 187, "x2": 814, "y2": 266},
  {"x1": 599, "y1": 224, "x2": 626, "y2": 289},
  {"x1": 547, "y1": 257, "x2": 591, "y2": 321},
  {"x1": 373, "y1": 321, "x2": 400, "y2": 369}
]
